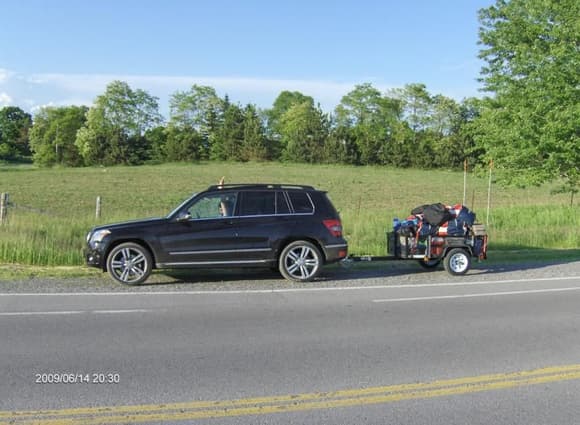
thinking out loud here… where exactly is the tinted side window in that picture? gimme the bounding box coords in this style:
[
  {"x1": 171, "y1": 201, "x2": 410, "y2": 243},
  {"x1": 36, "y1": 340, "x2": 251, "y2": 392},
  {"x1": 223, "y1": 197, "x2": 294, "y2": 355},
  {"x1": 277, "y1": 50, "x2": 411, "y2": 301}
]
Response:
[
  {"x1": 287, "y1": 192, "x2": 314, "y2": 214},
  {"x1": 239, "y1": 191, "x2": 276, "y2": 216}
]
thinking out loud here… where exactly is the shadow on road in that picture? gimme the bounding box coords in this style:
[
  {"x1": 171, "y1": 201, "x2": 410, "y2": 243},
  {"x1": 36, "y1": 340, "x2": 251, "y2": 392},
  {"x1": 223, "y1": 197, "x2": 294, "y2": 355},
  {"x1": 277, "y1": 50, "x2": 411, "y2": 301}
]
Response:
[{"x1": 147, "y1": 253, "x2": 579, "y2": 286}]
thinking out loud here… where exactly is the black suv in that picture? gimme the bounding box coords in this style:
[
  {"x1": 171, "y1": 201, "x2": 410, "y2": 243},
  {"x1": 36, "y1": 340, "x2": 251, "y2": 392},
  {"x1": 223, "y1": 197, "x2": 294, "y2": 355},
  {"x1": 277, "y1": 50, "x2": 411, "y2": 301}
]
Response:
[{"x1": 85, "y1": 184, "x2": 348, "y2": 284}]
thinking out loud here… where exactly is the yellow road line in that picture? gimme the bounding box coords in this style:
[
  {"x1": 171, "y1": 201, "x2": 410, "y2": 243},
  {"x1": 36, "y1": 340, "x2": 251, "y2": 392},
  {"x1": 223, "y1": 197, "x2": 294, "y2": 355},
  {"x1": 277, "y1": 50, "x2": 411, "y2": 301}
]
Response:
[{"x1": 2, "y1": 364, "x2": 580, "y2": 425}]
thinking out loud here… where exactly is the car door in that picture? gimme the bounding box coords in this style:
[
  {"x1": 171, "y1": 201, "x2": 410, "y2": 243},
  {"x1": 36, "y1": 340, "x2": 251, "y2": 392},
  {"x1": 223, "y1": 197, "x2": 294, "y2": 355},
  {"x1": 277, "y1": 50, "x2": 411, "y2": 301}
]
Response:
[
  {"x1": 156, "y1": 192, "x2": 240, "y2": 266},
  {"x1": 233, "y1": 190, "x2": 288, "y2": 261}
]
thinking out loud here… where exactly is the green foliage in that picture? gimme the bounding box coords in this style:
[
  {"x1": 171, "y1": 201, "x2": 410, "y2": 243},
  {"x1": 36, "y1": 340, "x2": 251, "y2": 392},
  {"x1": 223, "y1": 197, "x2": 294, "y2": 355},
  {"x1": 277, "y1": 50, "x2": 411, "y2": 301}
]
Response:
[
  {"x1": 210, "y1": 102, "x2": 245, "y2": 160},
  {"x1": 29, "y1": 106, "x2": 87, "y2": 166},
  {"x1": 144, "y1": 126, "x2": 168, "y2": 162},
  {"x1": 323, "y1": 126, "x2": 359, "y2": 164},
  {"x1": 476, "y1": 0, "x2": 580, "y2": 193},
  {"x1": 266, "y1": 91, "x2": 315, "y2": 144},
  {"x1": 6, "y1": 78, "x2": 482, "y2": 171},
  {"x1": 0, "y1": 106, "x2": 32, "y2": 159},
  {"x1": 335, "y1": 83, "x2": 403, "y2": 165},
  {"x1": 241, "y1": 104, "x2": 270, "y2": 161},
  {"x1": 279, "y1": 101, "x2": 328, "y2": 163},
  {"x1": 164, "y1": 125, "x2": 205, "y2": 162},
  {"x1": 169, "y1": 85, "x2": 224, "y2": 159},
  {"x1": 75, "y1": 81, "x2": 162, "y2": 165}
]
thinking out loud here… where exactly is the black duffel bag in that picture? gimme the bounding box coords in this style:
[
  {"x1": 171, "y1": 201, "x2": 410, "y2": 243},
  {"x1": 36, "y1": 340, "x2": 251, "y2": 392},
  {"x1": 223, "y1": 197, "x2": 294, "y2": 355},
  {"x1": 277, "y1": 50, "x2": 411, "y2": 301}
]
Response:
[{"x1": 411, "y1": 203, "x2": 454, "y2": 227}]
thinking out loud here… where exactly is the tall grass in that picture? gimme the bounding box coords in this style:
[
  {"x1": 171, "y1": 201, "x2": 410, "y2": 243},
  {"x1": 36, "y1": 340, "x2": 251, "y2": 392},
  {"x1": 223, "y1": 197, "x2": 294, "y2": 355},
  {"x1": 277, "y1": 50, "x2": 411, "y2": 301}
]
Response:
[{"x1": 0, "y1": 162, "x2": 578, "y2": 265}]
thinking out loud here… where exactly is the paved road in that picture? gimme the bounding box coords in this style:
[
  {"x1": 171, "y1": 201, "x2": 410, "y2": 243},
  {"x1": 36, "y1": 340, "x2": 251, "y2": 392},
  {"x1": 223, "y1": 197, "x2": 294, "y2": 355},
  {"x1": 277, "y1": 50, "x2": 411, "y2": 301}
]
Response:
[{"x1": 1, "y1": 262, "x2": 580, "y2": 424}]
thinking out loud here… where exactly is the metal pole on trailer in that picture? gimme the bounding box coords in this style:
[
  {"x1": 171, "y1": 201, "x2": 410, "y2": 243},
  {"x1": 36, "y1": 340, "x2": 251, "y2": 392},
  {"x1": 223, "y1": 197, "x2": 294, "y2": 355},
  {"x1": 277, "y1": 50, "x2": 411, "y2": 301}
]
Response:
[
  {"x1": 463, "y1": 159, "x2": 467, "y2": 206},
  {"x1": 486, "y1": 159, "x2": 493, "y2": 227}
]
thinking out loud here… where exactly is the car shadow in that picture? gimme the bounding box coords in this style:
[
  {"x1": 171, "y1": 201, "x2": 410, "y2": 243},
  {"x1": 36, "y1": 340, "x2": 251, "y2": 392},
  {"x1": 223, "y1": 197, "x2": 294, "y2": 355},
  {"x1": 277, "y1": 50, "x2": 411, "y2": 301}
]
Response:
[
  {"x1": 143, "y1": 253, "x2": 579, "y2": 286},
  {"x1": 324, "y1": 259, "x2": 579, "y2": 282}
]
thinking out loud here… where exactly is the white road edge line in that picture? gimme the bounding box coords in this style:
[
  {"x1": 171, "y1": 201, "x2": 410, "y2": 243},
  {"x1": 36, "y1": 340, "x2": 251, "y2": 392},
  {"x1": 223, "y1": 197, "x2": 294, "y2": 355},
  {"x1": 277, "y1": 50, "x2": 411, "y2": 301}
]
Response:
[
  {"x1": 372, "y1": 287, "x2": 580, "y2": 303},
  {"x1": 0, "y1": 309, "x2": 156, "y2": 316},
  {"x1": 92, "y1": 309, "x2": 153, "y2": 314},
  {"x1": 0, "y1": 276, "x2": 579, "y2": 297}
]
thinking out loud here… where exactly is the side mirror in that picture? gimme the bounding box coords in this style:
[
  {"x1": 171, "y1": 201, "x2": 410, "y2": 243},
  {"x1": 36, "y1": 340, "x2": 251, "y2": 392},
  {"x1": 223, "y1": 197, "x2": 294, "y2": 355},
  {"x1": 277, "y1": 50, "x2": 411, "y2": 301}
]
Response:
[{"x1": 176, "y1": 212, "x2": 192, "y2": 222}]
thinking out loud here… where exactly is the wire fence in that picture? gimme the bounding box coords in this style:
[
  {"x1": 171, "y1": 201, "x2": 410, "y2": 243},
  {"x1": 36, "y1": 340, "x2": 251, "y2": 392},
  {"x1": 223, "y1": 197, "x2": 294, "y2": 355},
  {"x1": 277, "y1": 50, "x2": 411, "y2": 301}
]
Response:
[{"x1": 0, "y1": 192, "x2": 103, "y2": 225}]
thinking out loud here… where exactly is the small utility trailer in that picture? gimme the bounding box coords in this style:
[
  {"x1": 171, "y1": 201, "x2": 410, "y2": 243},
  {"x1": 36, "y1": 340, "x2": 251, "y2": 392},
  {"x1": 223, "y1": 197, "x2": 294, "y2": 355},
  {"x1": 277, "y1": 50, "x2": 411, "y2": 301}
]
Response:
[{"x1": 345, "y1": 221, "x2": 488, "y2": 276}]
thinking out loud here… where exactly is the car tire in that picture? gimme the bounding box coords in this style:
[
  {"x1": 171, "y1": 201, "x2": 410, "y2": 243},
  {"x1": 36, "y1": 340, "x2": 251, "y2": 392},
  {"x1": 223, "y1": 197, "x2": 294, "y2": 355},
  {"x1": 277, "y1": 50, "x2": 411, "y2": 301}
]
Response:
[
  {"x1": 106, "y1": 242, "x2": 152, "y2": 285},
  {"x1": 443, "y1": 248, "x2": 471, "y2": 275},
  {"x1": 279, "y1": 240, "x2": 322, "y2": 282}
]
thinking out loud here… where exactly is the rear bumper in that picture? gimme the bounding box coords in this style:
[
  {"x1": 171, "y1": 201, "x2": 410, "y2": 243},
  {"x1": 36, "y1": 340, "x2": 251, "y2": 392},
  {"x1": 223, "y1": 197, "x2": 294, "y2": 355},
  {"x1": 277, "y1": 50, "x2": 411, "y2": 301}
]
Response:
[{"x1": 323, "y1": 243, "x2": 348, "y2": 263}]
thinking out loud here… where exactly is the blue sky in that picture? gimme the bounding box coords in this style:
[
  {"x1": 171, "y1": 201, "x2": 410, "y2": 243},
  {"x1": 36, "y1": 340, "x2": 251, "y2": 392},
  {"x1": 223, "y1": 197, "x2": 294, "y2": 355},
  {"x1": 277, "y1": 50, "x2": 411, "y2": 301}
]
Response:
[{"x1": 0, "y1": 0, "x2": 492, "y2": 116}]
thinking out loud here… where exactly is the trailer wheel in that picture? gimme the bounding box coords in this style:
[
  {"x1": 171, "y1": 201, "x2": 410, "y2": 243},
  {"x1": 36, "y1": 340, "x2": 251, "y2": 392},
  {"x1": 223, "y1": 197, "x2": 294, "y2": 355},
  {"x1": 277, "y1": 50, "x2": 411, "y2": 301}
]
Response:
[
  {"x1": 418, "y1": 258, "x2": 441, "y2": 269},
  {"x1": 443, "y1": 248, "x2": 471, "y2": 275}
]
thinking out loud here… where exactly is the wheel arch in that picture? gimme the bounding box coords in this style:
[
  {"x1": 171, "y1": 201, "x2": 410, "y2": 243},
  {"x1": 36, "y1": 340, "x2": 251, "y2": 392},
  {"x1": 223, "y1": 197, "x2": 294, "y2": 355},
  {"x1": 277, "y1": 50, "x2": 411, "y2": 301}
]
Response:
[
  {"x1": 103, "y1": 238, "x2": 157, "y2": 271},
  {"x1": 277, "y1": 237, "x2": 326, "y2": 263}
]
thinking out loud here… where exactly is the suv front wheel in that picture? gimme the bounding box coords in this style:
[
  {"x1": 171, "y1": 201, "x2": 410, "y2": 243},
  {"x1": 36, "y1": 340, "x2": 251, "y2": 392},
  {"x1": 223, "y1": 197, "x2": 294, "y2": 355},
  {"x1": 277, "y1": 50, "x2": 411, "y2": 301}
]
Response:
[
  {"x1": 106, "y1": 242, "x2": 152, "y2": 285},
  {"x1": 279, "y1": 240, "x2": 323, "y2": 282}
]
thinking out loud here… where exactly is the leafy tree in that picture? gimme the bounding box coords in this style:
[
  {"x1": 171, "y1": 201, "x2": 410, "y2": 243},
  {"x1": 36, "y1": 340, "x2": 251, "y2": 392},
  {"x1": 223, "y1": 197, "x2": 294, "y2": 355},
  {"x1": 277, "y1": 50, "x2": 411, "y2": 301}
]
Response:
[
  {"x1": 0, "y1": 106, "x2": 32, "y2": 159},
  {"x1": 164, "y1": 126, "x2": 204, "y2": 162},
  {"x1": 169, "y1": 85, "x2": 224, "y2": 158},
  {"x1": 434, "y1": 97, "x2": 485, "y2": 169},
  {"x1": 144, "y1": 126, "x2": 167, "y2": 162},
  {"x1": 211, "y1": 102, "x2": 245, "y2": 160},
  {"x1": 335, "y1": 83, "x2": 383, "y2": 127},
  {"x1": 336, "y1": 84, "x2": 402, "y2": 165},
  {"x1": 476, "y1": 0, "x2": 580, "y2": 199},
  {"x1": 241, "y1": 104, "x2": 270, "y2": 161},
  {"x1": 397, "y1": 83, "x2": 433, "y2": 134},
  {"x1": 29, "y1": 106, "x2": 87, "y2": 166},
  {"x1": 75, "y1": 81, "x2": 162, "y2": 165},
  {"x1": 266, "y1": 91, "x2": 314, "y2": 154},
  {"x1": 279, "y1": 101, "x2": 328, "y2": 163},
  {"x1": 323, "y1": 125, "x2": 359, "y2": 164}
]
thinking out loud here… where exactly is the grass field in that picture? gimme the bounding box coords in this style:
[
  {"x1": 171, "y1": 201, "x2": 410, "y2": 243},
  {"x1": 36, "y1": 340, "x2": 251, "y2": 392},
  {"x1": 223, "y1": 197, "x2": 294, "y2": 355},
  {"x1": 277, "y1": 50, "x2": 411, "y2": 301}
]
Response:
[{"x1": 0, "y1": 162, "x2": 578, "y2": 266}]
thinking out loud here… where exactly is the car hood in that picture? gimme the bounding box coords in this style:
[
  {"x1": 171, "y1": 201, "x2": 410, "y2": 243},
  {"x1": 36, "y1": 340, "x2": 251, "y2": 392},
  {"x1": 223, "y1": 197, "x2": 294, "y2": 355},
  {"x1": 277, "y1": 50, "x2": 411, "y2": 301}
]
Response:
[{"x1": 90, "y1": 217, "x2": 167, "y2": 233}]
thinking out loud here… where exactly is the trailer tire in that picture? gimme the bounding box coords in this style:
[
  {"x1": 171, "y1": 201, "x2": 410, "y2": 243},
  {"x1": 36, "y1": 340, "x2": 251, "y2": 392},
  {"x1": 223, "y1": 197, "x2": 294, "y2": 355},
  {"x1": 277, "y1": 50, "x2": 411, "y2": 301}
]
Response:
[{"x1": 443, "y1": 248, "x2": 471, "y2": 275}]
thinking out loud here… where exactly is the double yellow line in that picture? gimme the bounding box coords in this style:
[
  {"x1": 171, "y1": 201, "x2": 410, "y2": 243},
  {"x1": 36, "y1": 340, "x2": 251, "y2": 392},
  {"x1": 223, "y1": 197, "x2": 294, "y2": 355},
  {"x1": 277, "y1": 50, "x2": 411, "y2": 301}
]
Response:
[{"x1": 3, "y1": 364, "x2": 580, "y2": 424}]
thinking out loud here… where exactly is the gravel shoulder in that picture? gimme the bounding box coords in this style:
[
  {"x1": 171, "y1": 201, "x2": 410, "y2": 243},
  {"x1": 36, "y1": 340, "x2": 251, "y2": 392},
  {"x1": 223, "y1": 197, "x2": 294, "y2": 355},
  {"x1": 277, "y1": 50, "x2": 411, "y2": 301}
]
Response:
[{"x1": 1, "y1": 258, "x2": 579, "y2": 294}]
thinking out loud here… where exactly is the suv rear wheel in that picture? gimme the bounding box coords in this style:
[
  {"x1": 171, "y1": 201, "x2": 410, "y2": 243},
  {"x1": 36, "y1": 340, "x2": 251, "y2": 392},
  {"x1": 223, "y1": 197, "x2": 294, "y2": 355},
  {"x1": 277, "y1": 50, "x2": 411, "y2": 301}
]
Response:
[
  {"x1": 279, "y1": 240, "x2": 322, "y2": 282},
  {"x1": 106, "y1": 242, "x2": 152, "y2": 285}
]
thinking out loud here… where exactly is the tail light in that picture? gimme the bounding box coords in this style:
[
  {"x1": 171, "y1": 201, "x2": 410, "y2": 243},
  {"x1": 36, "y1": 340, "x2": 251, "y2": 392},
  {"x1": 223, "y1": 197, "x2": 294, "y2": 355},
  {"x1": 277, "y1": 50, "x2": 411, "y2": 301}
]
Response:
[{"x1": 323, "y1": 219, "x2": 343, "y2": 237}]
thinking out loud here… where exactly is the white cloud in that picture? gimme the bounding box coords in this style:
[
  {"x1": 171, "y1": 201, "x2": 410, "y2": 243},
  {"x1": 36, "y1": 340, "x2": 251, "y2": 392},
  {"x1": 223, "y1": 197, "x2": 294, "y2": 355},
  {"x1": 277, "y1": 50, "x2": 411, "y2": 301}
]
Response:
[
  {"x1": 28, "y1": 72, "x2": 393, "y2": 111},
  {"x1": 2, "y1": 69, "x2": 482, "y2": 117},
  {"x1": 0, "y1": 68, "x2": 13, "y2": 84},
  {"x1": 0, "y1": 92, "x2": 12, "y2": 106}
]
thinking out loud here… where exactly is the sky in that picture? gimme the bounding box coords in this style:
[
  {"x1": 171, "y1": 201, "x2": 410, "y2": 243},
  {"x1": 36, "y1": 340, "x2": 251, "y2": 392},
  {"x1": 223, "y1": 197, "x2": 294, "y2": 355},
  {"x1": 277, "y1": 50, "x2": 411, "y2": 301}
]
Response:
[{"x1": 0, "y1": 0, "x2": 493, "y2": 117}]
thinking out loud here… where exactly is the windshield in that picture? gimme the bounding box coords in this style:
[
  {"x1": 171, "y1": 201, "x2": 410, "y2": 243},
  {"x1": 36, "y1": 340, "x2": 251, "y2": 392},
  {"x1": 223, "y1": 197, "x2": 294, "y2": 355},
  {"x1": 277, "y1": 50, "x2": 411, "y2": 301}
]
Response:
[{"x1": 167, "y1": 193, "x2": 197, "y2": 218}]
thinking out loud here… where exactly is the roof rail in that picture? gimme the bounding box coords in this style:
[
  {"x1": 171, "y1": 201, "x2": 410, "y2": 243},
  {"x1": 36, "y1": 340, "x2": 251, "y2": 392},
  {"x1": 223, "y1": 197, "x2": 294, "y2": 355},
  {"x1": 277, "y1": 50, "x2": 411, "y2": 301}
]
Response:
[{"x1": 207, "y1": 183, "x2": 316, "y2": 191}]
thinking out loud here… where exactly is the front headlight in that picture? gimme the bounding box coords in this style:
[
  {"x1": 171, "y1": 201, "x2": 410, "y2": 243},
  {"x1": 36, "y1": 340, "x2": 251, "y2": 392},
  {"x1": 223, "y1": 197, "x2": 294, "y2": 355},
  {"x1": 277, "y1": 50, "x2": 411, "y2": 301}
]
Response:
[{"x1": 89, "y1": 229, "x2": 111, "y2": 246}]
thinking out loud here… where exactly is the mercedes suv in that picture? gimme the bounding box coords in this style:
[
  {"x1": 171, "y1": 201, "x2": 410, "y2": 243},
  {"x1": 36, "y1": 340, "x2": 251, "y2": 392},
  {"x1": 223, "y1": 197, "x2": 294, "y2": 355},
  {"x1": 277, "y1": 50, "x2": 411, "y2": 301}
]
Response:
[{"x1": 85, "y1": 184, "x2": 348, "y2": 285}]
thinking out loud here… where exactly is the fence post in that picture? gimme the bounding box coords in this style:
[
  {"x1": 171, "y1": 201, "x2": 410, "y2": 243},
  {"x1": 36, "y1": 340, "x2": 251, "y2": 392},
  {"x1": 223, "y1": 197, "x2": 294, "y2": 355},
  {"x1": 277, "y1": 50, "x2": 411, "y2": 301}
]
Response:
[
  {"x1": 96, "y1": 196, "x2": 101, "y2": 219},
  {"x1": 0, "y1": 193, "x2": 8, "y2": 224}
]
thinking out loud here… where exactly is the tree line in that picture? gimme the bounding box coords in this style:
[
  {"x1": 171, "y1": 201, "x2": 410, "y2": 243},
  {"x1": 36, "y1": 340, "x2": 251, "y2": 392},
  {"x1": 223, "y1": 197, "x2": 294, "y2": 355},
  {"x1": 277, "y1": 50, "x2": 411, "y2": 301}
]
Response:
[
  {"x1": 0, "y1": 81, "x2": 481, "y2": 170},
  {"x1": 0, "y1": 0, "x2": 577, "y2": 197}
]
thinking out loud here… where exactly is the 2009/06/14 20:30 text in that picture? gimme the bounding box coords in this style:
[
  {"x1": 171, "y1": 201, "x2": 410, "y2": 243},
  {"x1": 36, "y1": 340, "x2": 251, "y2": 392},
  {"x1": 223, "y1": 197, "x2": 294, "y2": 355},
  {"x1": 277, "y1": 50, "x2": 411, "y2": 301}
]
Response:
[{"x1": 35, "y1": 373, "x2": 120, "y2": 384}]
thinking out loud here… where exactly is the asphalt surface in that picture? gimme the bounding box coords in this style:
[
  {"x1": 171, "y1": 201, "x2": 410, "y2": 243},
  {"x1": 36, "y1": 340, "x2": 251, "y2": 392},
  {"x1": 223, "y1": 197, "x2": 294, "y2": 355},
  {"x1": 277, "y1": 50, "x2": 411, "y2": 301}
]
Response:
[{"x1": 1, "y1": 260, "x2": 580, "y2": 424}]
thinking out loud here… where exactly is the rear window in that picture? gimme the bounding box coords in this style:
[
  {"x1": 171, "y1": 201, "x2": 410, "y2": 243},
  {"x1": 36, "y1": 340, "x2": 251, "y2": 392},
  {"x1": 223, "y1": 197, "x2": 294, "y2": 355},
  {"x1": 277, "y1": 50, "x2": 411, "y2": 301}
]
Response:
[{"x1": 287, "y1": 192, "x2": 314, "y2": 214}]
